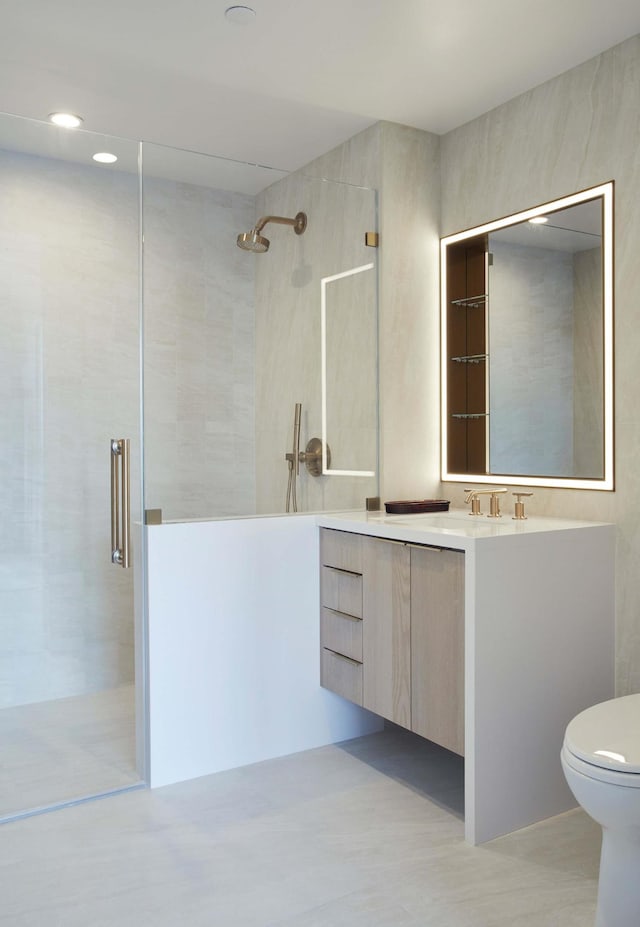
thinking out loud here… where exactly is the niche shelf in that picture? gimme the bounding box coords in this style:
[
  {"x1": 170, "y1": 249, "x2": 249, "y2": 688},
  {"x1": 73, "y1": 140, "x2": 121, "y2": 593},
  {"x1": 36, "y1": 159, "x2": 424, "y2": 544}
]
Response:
[
  {"x1": 451, "y1": 294, "x2": 487, "y2": 308},
  {"x1": 450, "y1": 354, "x2": 488, "y2": 364}
]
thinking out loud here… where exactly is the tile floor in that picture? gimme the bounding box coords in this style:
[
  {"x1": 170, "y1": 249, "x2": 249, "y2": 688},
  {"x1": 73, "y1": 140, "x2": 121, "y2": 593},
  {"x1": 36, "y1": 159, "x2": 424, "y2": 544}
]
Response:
[
  {"x1": 0, "y1": 725, "x2": 600, "y2": 926},
  {"x1": 0, "y1": 685, "x2": 140, "y2": 820}
]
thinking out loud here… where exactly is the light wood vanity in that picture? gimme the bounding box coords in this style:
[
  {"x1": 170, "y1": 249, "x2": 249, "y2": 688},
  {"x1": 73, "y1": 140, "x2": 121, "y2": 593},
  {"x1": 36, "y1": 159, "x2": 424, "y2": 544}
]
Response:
[
  {"x1": 317, "y1": 510, "x2": 615, "y2": 844},
  {"x1": 321, "y1": 528, "x2": 464, "y2": 755}
]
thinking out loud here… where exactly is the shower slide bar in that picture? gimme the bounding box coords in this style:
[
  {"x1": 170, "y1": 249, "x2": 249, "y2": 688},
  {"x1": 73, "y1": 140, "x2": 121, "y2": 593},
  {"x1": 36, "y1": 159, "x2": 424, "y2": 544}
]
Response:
[
  {"x1": 284, "y1": 404, "x2": 331, "y2": 513},
  {"x1": 110, "y1": 437, "x2": 130, "y2": 568},
  {"x1": 285, "y1": 404, "x2": 302, "y2": 513}
]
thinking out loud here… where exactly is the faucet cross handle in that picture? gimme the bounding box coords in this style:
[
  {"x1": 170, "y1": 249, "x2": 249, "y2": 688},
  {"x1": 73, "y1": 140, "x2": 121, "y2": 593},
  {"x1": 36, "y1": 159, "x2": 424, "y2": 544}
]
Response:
[
  {"x1": 487, "y1": 488, "x2": 508, "y2": 518},
  {"x1": 512, "y1": 491, "x2": 534, "y2": 520}
]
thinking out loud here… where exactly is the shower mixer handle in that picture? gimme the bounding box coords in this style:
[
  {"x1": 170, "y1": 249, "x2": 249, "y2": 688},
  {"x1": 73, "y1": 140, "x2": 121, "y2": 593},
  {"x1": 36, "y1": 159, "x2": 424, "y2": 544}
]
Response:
[{"x1": 299, "y1": 438, "x2": 331, "y2": 477}]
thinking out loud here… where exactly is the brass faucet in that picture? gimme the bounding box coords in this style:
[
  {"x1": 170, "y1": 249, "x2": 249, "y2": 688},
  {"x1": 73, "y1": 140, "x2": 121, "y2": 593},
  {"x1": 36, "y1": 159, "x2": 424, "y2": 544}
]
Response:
[
  {"x1": 464, "y1": 487, "x2": 508, "y2": 517},
  {"x1": 464, "y1": 488, "x2": 482, "y2": 515}
]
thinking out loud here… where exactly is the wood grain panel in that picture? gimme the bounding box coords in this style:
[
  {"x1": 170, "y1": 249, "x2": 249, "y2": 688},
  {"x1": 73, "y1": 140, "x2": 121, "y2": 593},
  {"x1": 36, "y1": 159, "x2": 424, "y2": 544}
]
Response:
[
  {"x1": 321, "y1": 608, "x2": 363, "y2": 662},
  {"x1": 411, "y1": 546, "x2": 465, "y2": 755},
  {"x1": 320, "y1": 648, "x2": 363, "y2": 705},
  {"x1": 321, "y1": 567, "x2": 362, "y2": 618},
  {"x1": 320, "y1": 528, "x2": 363, "y2": 573},
  {"x1": 362, "y1": 537, "x2": 411, "y2": 728}
]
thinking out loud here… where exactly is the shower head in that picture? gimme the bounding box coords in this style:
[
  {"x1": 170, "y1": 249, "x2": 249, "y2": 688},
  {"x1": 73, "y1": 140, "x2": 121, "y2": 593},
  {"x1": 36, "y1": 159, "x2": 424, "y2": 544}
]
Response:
[
  {"x1": 237, "y1": 230, "x2": 270, "y2": 253},
  {"x1": 237, "y1": 211, "x2": 307, "y2": 253}
]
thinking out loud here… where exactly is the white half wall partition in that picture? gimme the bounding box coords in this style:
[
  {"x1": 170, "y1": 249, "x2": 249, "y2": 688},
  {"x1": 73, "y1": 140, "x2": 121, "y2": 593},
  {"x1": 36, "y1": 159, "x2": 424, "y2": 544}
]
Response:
[{"x1": 144, "y1": 514, "x2": 381, "y2": 788}]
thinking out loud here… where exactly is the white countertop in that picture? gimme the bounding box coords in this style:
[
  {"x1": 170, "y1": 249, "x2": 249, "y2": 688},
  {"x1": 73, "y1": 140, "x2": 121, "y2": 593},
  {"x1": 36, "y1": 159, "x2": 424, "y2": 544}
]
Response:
[{"x1": 316, "y1": 509, "x2": 612, "y2": 551}]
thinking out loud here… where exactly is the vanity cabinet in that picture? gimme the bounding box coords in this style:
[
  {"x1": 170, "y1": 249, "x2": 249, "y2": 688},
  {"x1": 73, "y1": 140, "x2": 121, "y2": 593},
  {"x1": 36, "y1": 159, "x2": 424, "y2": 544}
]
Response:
[
  {"x1": 320, "y1": 529, "x2": 364, "y2": 705},
  {"x1": 320, "y1": 529, "x2": 464, "y2": 755},
  {"x1": 361, "y1": 537, "x2": 411, "y2": 728},
  {"x1": 410, "y1": 545, "x2": 464, "y2": 755},
  {"x1": 318, "y1": 510, "x2": 615, "y2": 845}
]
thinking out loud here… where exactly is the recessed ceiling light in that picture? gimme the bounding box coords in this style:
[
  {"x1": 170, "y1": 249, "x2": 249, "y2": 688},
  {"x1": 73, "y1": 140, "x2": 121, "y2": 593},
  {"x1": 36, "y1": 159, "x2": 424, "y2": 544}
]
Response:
[
  {"x1": 224, "y1": 5, "x2": 256, "y2": 25},
  {"x1": 93, "y1": 152, "x2": 118, "y2": 164},
  {"x1": 529, "y1": 216, "x2": 548, "y2": 225},
  {"x1": 48, "y1": 112, "x2": 84, "y2": 129}
]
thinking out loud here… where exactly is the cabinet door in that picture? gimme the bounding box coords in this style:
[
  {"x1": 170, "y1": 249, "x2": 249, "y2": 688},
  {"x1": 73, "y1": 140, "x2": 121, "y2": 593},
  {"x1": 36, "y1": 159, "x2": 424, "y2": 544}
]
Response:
[
  {"x1": 411, "y1": 546, "x2": 465, "y2": 755},
  {"x1": 362, "y1": 537, "x2": 411, "y2": 728}
]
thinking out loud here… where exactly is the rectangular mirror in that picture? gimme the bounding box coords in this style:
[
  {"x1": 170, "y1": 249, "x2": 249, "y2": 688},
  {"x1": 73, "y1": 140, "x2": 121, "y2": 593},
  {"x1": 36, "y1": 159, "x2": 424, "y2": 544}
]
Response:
[{"x1": 440, "y1": 182, "x2": 614, "y2": 490}]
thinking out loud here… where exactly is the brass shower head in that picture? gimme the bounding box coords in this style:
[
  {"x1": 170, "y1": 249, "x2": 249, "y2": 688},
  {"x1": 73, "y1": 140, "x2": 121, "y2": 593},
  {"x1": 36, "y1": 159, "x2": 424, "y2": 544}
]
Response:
[{"x1": 237, "y1": 211, "x2": 307, "y2": 252}]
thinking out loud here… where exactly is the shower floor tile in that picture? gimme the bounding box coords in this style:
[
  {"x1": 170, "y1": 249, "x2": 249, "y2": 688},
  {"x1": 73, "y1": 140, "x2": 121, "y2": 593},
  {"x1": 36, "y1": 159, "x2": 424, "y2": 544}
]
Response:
[{"x1": 0, "y1": 684, "x2": 140, "y2": 819}]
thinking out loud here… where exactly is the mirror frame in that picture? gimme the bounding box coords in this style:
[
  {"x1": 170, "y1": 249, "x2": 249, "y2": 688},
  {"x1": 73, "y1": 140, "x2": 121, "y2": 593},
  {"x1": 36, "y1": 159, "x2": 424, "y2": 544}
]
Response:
[{"x1": 440, "y1": 181, "x2": 614, "y2": 491}]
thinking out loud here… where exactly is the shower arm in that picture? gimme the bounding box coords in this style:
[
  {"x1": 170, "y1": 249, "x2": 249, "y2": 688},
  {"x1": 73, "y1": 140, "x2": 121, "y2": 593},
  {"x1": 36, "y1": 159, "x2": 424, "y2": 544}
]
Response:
[{"x1": 254, "y1": 213, "x2": 307, "y2": 235}]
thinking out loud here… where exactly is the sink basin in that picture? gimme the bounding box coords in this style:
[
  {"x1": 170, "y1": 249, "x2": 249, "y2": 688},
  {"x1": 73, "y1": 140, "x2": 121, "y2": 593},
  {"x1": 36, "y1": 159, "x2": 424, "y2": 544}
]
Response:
[
  {"x1": 383, "y1": 511, "x2": 514, "y2": 533},
  {"x1": 386, "y1": 511, "x2": 473, "y2": 526}
]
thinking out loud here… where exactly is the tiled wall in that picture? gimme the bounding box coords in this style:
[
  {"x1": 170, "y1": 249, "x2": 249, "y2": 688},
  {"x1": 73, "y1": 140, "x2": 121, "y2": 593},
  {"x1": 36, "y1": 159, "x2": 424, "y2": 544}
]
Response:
[
  {"x1": 303, "y1": 38, "x2": 640, "y2": 694},
  {"x1": 253, "y1": 173, "x2": 378, "y2": 514},
  {"x1": 8, "y1": 33, "x2": 637, "y2": 708},
  {"x1": 0, "y1": 150, "x2": 139, "y2": 708},
  {"x1": 439, "y1": 35, "x2": 640, "y2": 694},
  {"x1": 0, "y1": 150, "x2": 258, "y2": 709},
  {"x1": 293, "y1": 122, "x2": 442, "y2": 505},
  {"x1": 142, "y1": 175, "x2": 257, "y2": 520},
  {"x1": 1, "y1": 142, "x2": 389, "y2": 707}
]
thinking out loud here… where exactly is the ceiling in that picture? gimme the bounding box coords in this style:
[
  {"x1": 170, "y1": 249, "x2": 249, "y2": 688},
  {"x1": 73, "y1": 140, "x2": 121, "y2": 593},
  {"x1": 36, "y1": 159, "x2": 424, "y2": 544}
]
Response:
[{"x1": 1, "y1": 0, "x2": 640, "y2": 174}]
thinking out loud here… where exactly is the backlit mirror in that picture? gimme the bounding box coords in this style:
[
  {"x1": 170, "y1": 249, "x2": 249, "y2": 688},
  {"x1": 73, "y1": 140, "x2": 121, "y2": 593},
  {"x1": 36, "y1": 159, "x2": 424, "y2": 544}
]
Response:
[{"x1": 440, "y1": 182, "x2": 614, "y2": 490}]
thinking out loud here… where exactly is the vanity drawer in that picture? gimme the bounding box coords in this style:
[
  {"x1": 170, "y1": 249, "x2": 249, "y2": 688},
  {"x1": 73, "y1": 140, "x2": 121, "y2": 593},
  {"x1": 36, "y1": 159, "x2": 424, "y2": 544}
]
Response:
[
  {"x1": 321, "y1": 607, "x2": 363, "y2": 662},
  {"x1": 320, "y1": 528, "x2": 363, "y2": 574},
  {"x1": 321, "y1": 648, "x2": 363, "y2": 705},
  {"x1": 321, "y1": 566, "x2": 362, "y2": 618}
]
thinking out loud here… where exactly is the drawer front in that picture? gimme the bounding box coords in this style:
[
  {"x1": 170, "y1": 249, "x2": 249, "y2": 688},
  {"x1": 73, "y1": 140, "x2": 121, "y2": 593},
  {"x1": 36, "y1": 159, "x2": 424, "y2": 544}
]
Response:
[
  {"x1": 321, "y1": 607, "x2": 363, "y2": 662},
  {"x1": 320, "y1": 528, "x2": 363, "y2": 574},
  {"x1": 321, "y1": 566, "x2": 362, "y2": 618},
  {"x1": 320, "y1": 648, "x2": 363, "y2": 705}
]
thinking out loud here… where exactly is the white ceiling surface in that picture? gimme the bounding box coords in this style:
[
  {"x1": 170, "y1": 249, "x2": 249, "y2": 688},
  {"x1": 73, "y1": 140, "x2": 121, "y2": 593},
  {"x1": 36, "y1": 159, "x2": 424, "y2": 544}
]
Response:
[{"x1": 2, "y1": 0, "x2": 640, "y2": 175}]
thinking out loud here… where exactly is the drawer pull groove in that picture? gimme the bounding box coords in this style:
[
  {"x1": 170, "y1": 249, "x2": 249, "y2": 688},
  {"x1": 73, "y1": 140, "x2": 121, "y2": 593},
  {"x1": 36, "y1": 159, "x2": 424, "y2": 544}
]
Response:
[
  {"x1": 321, "y1": 565, "x2": 362, "y2": 577},
  {"x1": 323, "y1": 647, "x2": 361, "y2": 667},
  {"x1": 324, "y1": 607, "x2": 362, "y2": 622}
]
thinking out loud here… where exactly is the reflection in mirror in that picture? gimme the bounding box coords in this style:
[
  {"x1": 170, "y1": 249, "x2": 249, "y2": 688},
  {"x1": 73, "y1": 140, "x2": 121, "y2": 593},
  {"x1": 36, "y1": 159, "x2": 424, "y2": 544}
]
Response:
[
  {"x1": 321, "y1": 262, "x2": 377, "y2": 476},
  {"x1": 440, "y1": 182, "x2": 613, "y2": 490}
]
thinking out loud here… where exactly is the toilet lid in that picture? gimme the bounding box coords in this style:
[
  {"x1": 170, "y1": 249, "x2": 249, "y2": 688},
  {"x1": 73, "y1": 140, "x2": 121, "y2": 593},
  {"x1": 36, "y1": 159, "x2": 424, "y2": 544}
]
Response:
[{"x1": 564, "y1": 694, "x2": 640, "y2": 775}]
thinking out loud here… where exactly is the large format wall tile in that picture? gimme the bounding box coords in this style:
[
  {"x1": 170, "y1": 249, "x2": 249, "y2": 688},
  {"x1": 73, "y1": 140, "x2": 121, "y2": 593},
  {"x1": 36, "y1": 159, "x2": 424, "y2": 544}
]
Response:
[
  {"x1": 142, "y1": 175, "x2": 256, "y2": 521},
  {"x1": 439, "y1": 35, "x2": 640, "y2": 693},
  {"x1": 0, "y1": 150, "x2": 139, "y2": 708}
]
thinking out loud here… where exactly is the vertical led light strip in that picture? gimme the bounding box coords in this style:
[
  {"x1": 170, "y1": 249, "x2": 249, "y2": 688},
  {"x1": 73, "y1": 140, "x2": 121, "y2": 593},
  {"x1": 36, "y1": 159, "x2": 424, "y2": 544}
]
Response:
[
  {"x1": 484, "y1": 248, "x2": 491, "y2": 474},
  {"x1": 441, "y1": 181, "x2": 615, "y2": 490},
  {"x1": 602, "y1": 181, "x2": 614, "y2": 491},
  {"x1": 321, "y1": 263, "x2": 375, "y2": 477},
  {"x1": 440, "y1": 240, "x2": 449, "y2": 483}
]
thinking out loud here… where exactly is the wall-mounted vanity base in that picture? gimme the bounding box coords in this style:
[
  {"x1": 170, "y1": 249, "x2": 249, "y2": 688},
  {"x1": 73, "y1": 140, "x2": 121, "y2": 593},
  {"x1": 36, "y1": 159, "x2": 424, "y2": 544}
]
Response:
[{"x1": 317, "y1": 511, "x2": 615, "y2": 845}]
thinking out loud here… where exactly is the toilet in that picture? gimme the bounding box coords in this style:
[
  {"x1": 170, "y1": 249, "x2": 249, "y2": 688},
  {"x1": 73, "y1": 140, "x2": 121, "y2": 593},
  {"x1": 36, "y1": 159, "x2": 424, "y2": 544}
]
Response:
[{"x1": 561, "y1": 694, "x2": 640, "y2": 927}]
